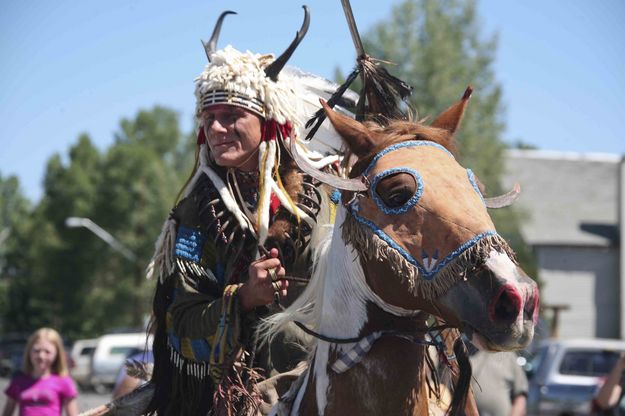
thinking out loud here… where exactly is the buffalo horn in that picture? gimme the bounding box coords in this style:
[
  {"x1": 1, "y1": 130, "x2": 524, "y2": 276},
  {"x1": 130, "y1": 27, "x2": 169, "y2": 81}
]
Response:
[
  {"x1": 484, "y1": 183, "x2": 521, "y2": 208},
  {"x1": 264, "y1": 6, "x2": 310, "y2": 81},
  {"x1": 202, "y1": 11, "x2": 237, "y2": 62}
]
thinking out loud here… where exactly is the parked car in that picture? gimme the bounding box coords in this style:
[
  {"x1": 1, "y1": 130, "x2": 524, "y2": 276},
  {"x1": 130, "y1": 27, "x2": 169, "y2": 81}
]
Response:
[
  {"x1": 90, "y1": 332, "x2": 152, "y2": 393},
  {"x1": 526, "y1": 338, "x2": 625, "y2": 415},
  {"x1": 70, "y1": 338, "x2": 98, "y2": 390}
]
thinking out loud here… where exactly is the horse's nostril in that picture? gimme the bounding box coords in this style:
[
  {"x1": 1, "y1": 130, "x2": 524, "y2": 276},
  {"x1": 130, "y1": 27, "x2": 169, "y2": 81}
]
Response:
[
  {"x1": 489, "y1": 284, "x2": 522, "y2": 324},
  {"x1": 524, "y1": 286, "x2": 540, "y2": 324}
]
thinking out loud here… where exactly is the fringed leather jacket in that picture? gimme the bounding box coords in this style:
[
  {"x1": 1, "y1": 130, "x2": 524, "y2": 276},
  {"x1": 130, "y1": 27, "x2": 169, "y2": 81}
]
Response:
[{"x1": 147, "y1": 166, "x2": 328, "y2": 415}]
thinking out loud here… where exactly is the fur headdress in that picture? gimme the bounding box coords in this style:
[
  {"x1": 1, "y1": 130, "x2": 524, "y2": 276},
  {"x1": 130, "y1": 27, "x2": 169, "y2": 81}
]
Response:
[
  {"x1": 193, "y1": 9, "x2": 312, "y2": 247},
  {"x1": 148, "y1": 8, "x2": 317, "y2": 281},
  {"x1": 195, "y1": 46, "x2": 303, "y2": 129}
]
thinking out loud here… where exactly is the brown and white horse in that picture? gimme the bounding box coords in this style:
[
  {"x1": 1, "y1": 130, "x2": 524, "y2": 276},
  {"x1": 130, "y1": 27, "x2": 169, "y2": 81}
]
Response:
[{"x1": 262, "y1": 89, "x2": 539, "y2": 415}]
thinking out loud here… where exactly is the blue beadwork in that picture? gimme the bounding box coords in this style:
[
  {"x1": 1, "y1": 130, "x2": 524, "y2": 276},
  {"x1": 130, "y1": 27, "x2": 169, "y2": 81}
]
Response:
[
  {"x1": 466, "y1": 169, "x2": 485, "y2": 203},
  {"x1": 166, "y1": 331, "x2": 212, "y2": 362},
  {"x1": 330, "y1": 189, "x2": 342, "y2": 204},
  {"x1": 363, "y1": 140, "x2": 454, "y2": 177},
  {"x1": 174, "y1": 226, "x2": 207, "y2": 262},
  {"x1": 370, "y1": 167, "x2": 423, "y2": 215},
  {"x1": 190, "y1": 338, "x2": 211, "y2": 361},
  {"x1": 348, "y1": 140, "x2": 497, "y2": 280},
  {"x1": 168, "y1": 331, "x2": 182, "y2": 353},
  {"x1": 350, "y1": 204, "x2": 496, "y2": 280}
]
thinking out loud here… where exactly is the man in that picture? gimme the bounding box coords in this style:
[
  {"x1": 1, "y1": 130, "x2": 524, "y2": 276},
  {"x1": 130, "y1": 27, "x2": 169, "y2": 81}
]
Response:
[
  {"x1": 470, "y1": 349, "x2": 528, "y2": 416},
  {"x1": 145, "y1": 8, "x2": 335, "y2": 415}
]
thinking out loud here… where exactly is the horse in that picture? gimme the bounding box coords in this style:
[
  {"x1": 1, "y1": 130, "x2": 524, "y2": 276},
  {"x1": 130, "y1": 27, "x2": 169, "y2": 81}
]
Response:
[{"x1": 261, "y1": 88, "x2": 539, "y2": 415}]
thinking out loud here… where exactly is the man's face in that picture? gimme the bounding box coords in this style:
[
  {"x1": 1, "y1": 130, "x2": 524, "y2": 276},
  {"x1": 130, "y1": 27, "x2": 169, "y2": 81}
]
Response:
[{"x1": 201, "y1": 104, "x2": 263, "y2": 171}]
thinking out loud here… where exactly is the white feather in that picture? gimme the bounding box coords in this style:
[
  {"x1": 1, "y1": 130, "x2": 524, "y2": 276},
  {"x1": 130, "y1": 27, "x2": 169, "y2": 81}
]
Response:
[
  {"x1": 257, "y1": 140, "x2": 275, "y2": 245},
  {"x1": 198, "y1": 144, "x2": 252, "y2": 233}
]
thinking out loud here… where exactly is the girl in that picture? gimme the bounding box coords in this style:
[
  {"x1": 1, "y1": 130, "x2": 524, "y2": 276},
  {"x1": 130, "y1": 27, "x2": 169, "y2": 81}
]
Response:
[{"x1": 2, "y1": 328, "x2": 78, "y2": 416}]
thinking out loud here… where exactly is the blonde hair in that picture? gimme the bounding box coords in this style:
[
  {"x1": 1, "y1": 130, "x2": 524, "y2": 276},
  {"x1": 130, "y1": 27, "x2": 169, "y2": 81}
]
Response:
[{"x1": 23, "y1": 327, "x2": 70, "y2": 376}]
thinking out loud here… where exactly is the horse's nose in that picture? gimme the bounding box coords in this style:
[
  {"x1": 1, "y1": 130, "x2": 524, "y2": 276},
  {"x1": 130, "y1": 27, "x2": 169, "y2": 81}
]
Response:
[{"x1": 488, "y1": 284, "x2": 522, "y2": 325}]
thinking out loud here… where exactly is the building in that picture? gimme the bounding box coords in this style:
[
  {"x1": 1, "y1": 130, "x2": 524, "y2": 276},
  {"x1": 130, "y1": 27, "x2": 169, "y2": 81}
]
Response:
[{"x1": 503, "y1": 149, "x2": 624, "y2": 339}]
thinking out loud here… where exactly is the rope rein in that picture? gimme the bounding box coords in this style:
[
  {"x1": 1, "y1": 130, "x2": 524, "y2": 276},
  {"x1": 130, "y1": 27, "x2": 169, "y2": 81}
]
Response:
[{"x1": 292, "y1": 320, "x2": 454, "y2": 345}]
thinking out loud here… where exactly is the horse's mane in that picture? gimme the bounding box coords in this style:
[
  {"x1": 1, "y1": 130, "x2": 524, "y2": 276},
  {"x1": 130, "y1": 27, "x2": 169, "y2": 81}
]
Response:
[{"x1": 258, "y1": 206, "x2": 370, "y2": 352}]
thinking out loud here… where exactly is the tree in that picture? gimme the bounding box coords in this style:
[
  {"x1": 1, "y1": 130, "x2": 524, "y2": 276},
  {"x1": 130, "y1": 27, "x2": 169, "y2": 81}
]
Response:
[
  {"x1": 0, "y1": 107, "x2": 197, "y2": 339},
  {"x1": 0, "y1": 173, "x2": 32, "y2": 332},
  {"x1": 360, "y1": 0, "x2": 537, "y2": 278},
  {"x1": 0, "y1": 173, "x2": 31, "y2": 275},
  {"x1": 88, "y1": 107, "x2": 191, "y2": 331},
  {"x1": 0, "y1": 174, "x2": 31, "y2": 232},
  {"x1": 1, "y1": 136, "x2": 106, "y2": 337}
]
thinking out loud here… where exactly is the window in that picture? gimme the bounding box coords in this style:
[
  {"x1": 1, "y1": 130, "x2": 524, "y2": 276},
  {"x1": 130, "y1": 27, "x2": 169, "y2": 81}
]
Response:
[
  {"x1": 109, "y1": 347, "x2": 135, "y2": 356},
  {"x1": 559, "y1": 349, "x2": 621, "y2": 377},
  {"x1": 80, "y1": 347, "x2": 95, "y2": 356}
]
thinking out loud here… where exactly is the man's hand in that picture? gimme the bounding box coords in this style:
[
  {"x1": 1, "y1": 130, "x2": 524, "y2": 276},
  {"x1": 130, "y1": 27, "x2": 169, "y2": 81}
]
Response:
[{"x1": 238, "y1": 248, "x2": 288, "y2": 311}]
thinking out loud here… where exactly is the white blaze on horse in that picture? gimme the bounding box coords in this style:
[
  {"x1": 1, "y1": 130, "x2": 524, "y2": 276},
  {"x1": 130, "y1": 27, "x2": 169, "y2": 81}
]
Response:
[{"x1": 262, "y1": 89, "x2": 539, "y2": 415}]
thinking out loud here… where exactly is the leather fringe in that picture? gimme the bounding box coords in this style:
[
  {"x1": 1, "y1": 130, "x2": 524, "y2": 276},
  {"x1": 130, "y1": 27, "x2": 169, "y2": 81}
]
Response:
[{"x1": 341, "y1": 213, "x2": 517, "y2": 300}]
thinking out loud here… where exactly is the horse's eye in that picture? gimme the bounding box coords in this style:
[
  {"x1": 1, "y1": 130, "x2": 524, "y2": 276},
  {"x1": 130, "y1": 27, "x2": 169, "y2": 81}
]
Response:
[
  {"x1": 376, "y1": 172, "x2": 418, "y2": 209},
  {"x1": 384, "y1": 187, "x2": 414, "y2": 208}
]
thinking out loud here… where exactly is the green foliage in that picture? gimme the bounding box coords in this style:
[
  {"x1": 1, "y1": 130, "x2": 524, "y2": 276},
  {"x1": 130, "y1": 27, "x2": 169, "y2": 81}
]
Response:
[
  {"x1": 0, "y1": 174, "x2": 31, "y2": 230},
  {"x1": 510, "y1": 140, "x2": 538, "y2": 150},
  {"x1": 0, "y1": 107, "x2": 196, "y2": 339},
  {"x1": 0, "y1": 173, "x2": 32, "y2": 331},
  {"x1": 0, "y1": 173, "x2": 31, "y2": 275},
  {"x1": 358, "y1": 0, "x2": 538, "y2": 281}
]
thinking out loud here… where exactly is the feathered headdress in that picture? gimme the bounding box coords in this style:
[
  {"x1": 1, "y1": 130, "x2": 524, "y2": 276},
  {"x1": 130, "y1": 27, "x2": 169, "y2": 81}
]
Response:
[
  {"x1": 192, "y1": 8, "x2": 313, "y2": 246},
  {"x1": 148, "y1": 7, "x2": 350, "y2": 281}
]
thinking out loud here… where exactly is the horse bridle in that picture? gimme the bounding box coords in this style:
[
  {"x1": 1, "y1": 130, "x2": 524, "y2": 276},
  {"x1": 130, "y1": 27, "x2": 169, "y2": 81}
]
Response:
[{"x1": 289, "y1": 137, "x2": 521, "y2": 209}]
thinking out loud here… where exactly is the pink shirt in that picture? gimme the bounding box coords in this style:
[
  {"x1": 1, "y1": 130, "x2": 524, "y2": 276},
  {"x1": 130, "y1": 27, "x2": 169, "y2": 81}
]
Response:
[{"x1": 4, "y1": 373, "x2": 77, "y2": 416}]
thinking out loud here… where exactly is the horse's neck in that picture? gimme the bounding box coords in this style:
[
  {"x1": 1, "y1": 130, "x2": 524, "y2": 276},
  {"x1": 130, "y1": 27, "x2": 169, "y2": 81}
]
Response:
[
  {"x1": 312, "y1": 337, "x2": 429, "y2": 415},
  {"x1": 314, "y1": 218, "x2": 423, "y2": 338},
  {"x1": 307, "y1": 313, "x2": 431, "y2": 415},
  {"x1": 301, "y1": 230, "x2": 430, "y2": 415}
]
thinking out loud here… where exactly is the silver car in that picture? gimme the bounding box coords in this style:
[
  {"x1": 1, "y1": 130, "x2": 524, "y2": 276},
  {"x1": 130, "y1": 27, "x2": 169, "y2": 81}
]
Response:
[
  {"x1": 70, "y1": 338, "x2": 98, "y2": 390},
  {"x1": 527, "y1": 338, "x2": 625, "y2": 415},
  {"x1": 90, "y1": 332, "x2": 152, "y2": 393}
]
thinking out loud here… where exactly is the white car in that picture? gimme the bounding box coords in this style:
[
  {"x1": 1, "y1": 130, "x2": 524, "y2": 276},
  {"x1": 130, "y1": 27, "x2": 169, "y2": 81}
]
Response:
[
  {"x1": 70, "y1": 338, "x2": 98, "y2": 390},
  {"x1": 527, "y1": 338, "x2": 625, "y2": 415},
  {"x1": 90, "y1": 332, "x2": 152, "y2": 393}
]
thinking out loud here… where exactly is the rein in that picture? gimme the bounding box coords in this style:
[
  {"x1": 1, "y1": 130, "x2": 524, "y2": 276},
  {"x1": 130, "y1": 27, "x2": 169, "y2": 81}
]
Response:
[
  {"x1": 291, "y1": 317, "x2": 460, "y2": 378},
  {"x1": 293, "y1": 320, "x2": 453, "y2": 344}
]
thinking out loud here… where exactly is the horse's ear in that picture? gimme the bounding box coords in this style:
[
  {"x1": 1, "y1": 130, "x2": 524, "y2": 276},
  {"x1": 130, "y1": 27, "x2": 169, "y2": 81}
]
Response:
[
  {"x1": 431, "y1": 86, "x2": 472, "y2": 135},
  {"x1": 320, "y1": 99, "x2": 378, "y2": 157}
]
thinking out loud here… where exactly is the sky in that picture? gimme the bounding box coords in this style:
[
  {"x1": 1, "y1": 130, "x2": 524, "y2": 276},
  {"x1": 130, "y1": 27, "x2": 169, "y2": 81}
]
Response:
[{"x1": 1, "y1": 0, "x2": 624, "y2": 202}]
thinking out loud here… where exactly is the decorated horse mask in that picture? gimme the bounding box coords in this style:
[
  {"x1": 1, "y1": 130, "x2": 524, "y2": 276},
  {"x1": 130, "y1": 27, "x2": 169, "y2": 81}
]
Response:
[
  {"x1": 349, "y1": 138, "x2": 504, "y2": 291},
  {"x1": 296, "y1": 91, "x2": 521, "y2": 301}
]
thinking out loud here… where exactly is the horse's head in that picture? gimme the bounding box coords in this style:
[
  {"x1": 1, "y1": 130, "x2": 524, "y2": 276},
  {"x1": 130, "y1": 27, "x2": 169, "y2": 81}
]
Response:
[{"x1": 302, "y1": 91, "x2": 538, "y2": 352}]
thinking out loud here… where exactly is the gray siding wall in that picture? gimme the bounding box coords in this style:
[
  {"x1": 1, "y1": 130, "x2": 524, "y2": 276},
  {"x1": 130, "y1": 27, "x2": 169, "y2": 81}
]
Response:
[{"x1": 537, "y1": 245, "x2": 620, "y2": 339}]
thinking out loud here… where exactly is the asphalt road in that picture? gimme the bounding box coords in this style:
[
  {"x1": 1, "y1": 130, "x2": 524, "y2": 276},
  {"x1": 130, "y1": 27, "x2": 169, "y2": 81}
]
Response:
[{"x1": 0, "y1": 376, "x2": 111, "y2": 413}]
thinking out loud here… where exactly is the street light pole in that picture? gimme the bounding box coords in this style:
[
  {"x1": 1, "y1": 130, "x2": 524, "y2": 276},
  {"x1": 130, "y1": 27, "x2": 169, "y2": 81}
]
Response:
[
  {"x1": 65, "y1": 217, "x2": 137, "y2": 262},
  {"x1": 65, "y1": 216, "x2": 144, "y2": 328}
]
